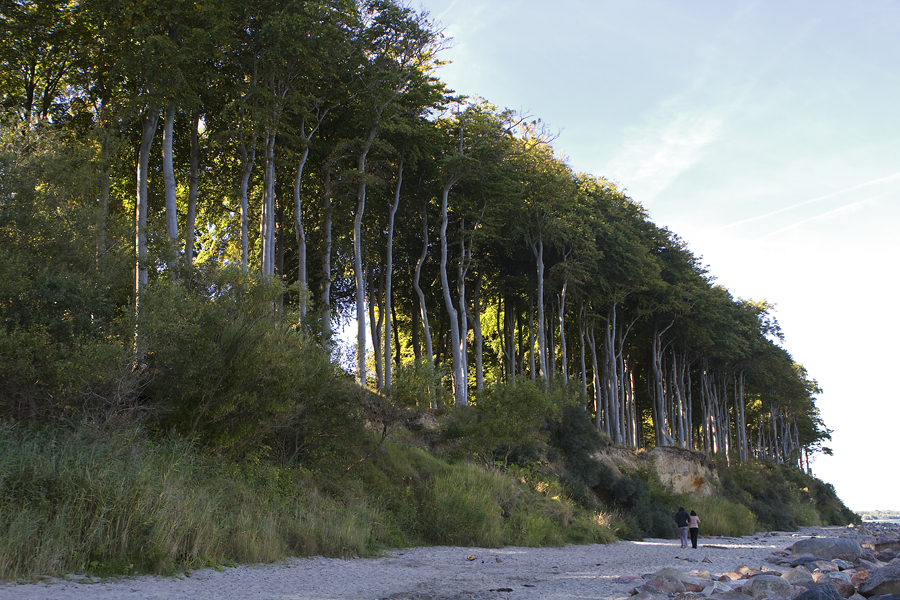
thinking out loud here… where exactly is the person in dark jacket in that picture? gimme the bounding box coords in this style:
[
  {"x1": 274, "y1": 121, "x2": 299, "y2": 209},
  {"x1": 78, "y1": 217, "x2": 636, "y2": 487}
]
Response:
[{"x1": 674, "y1": 507, "x2": 690, "y2": 548}]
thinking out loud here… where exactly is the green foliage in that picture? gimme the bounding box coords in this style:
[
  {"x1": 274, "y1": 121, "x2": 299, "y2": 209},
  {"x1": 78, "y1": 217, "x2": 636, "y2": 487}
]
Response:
[
  {"x1": 387, "y1": 358, "x2": 447, "y2": 409},
  {"x1": 548, "y1": 406, "x2": 677, "y2": 539},
  {"x1": 716, "y1": 459, "x2": 859, "y2": 531},
  {"x1": 138, "y1": 269, "x2": 356, "y2": 459},
  {"x1": 440, "y1": 381, "x2": 560, "y2": 470},
  {"x1": 0, "y1": 423, "x2": 621, "y2": 579},
  {"x1": 676, "y1": 495, "x2": 759, "y2": 537}
]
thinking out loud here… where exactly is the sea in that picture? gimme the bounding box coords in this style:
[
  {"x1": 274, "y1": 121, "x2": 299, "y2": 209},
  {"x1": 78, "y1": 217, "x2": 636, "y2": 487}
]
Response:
[{"x1": 863, "y1": 519, "x2": 900, "y2": 524}]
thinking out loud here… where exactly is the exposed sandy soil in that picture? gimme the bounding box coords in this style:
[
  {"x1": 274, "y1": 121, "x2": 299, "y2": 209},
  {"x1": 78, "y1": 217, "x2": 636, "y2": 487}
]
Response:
[{"x1": 0, "y1": 527, "x2": 850, "y2": 600}]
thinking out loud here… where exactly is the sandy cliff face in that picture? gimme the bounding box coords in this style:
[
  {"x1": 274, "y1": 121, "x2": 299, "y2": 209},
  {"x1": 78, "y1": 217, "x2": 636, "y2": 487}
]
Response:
[{"x1": 591, "y1": 445, "x2": 719, "y2": 496}]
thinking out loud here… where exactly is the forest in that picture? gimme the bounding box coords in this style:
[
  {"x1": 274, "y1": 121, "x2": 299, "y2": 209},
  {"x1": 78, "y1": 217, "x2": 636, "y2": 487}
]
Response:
[
  {"x1": 0, "y1": 0, "x2": 852, "y2": 577},
  {"x1": 0, "y1": 0, "x2": 834, "y2": 466}
]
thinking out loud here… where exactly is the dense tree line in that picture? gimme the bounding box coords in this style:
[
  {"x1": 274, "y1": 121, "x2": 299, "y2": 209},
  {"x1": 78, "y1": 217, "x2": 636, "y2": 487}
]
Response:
[{"x1": 0, "y1": 0, "x2": 831, "y2": 470}]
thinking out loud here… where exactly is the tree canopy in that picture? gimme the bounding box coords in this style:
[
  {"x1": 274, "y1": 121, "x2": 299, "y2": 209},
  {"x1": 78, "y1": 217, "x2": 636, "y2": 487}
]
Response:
[{"x1": 0, "y1": 0, "x2": 831, "y2": 471}]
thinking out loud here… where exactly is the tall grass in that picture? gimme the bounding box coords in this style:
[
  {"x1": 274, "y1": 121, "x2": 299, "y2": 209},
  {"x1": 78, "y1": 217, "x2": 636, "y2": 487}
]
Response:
[
  {"x1": 679, "y1": 495, "x2": 759, "y2": 537},
  {"x1": 0, "y1": 425, "x2": 618, "y2": 580}
]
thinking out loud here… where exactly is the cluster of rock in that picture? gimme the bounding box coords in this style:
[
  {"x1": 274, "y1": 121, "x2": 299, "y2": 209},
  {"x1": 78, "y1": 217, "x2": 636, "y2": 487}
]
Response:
[{"x1": 629, "y1": 524, "x2": 900, "y2": 600}]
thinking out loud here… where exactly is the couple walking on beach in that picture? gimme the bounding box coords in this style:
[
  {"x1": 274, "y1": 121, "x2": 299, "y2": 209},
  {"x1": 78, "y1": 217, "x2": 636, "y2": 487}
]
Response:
[{"x1": 675, "y1": 507, "x2": 700, "y2": 549}]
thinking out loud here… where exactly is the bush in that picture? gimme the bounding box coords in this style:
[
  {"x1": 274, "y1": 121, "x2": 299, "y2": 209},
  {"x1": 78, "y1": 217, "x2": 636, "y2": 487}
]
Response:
[{"x1": 440, "y1": 381, "x2": 559, "y2": 471}]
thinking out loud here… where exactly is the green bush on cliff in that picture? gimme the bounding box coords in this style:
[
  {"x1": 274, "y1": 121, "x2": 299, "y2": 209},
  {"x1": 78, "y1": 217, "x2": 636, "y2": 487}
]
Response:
[{"x1": 717, "y1": 460, "x2": 859, "y2": 530}]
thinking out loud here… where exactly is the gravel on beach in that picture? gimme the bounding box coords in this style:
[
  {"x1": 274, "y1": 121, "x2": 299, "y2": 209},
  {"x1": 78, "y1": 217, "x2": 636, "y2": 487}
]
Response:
[{"x1": 3, "y1": 527, "x2": 866, "y2": 600}]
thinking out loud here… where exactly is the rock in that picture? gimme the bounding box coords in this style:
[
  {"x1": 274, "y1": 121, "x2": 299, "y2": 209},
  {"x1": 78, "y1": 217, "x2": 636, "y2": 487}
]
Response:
[
  {"x1": 781, "y1": 565, "x2": 816, "y2": 587},
  {"x1": 835, "y1": 560, "x2": 855, "y2": 571},
  {"x1": 648, "y1": 576, "x2": 688, "y2": 594},
  {"x1": 707, "y1": 592, "x2": 753, "y2": 600},
  {"x1": 858, "y1": 564, "x2": 900, "y2": 597},
  {"x1": 673, "y1": 593, "x2": 706, "y2": 600},
  {"x1": 656, "y1": 567, "x2": 693, "y2": 581},
  {"x1": 857, "y1": 559, "x2": 883, "y2": 572},
  {"x1": 631, "y1": 591, "x2": 667, "y2": 600},
  {"x1": 866, "y1": 595, "x2": 900, "y2": 600},
  {"x1": 702, "y1": 581, "x2": 736, "y2": 595},
  {"x1": 811, "y1": 561, "x2": 841, "y2": 573},
  {"x1": 791, "y1": 539, "x2": 865, "y2": 561},
  {"x1": 634, "y1": 583, "x2": 677, "y2": 598},
  {"x1": 744, "y1": 574, "x2": 795, "y2": 599},
  {"x1": 794, "y1": 557, "x2": 827, "y2": 567},
  {"x1": 816, "y1": 571, "x2": 856, "y2": 598},
  {"x1": 655, "y1": 568, "x2": 708, "y2": 592},
  {"x1": 793, "y1": 583, "x2": 845, "y2": 600}
]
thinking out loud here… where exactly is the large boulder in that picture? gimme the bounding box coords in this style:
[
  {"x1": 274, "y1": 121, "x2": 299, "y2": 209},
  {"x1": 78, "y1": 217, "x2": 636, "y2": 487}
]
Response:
[
  {"x1": 744, "y1": 575, "x2": 795, "y2": 599},
  {"x1": 859, "y1": 564, "x2": 900, "y2": 597},
  {"x1": 817, "y1": 571, "x2": 857, "y2": 598},
  {"x1": 791, "y1": 539, "x2": 865, "y2": 561}
]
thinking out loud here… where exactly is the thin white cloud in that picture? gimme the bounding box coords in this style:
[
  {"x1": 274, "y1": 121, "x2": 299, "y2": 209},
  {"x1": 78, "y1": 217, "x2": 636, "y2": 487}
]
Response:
[
  {"x1": 721, "y1": 171, "x2": 900, "y2": 232},
  {"x1": 607, "y1": 109, "x2": 724, "y2": 202}
]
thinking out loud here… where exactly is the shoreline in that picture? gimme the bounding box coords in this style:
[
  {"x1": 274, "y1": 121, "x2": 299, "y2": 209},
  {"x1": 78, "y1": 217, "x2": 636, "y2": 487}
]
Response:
[{"x1": 2, "y1": 526, "x2": 874, "y2": 600}]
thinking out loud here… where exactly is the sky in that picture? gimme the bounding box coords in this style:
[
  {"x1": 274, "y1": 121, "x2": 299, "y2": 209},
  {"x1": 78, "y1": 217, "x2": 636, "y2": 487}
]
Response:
[{"x1": 414, "y1": 0, "x2": 900, "y2": 512}]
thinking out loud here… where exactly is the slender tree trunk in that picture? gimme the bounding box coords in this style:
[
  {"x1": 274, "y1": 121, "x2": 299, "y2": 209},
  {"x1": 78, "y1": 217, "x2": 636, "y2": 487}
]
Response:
[
  {"x1": 586, "y1": 323, "x2": 602, "y2": 432},
  {"x1": 319, "y1": 164, "x2": 335, "y2": 347},
  {"x1": 457, "y1": 223, "x2": 469, "y2": 397},
  {"x1": 354, "y1": 125, "x2": 378, "y2": 386},
  {"x1": 468, "y1": 270, "x2": 484, "y2": 392},
  {"x1": 237, "y1": 118, "x2": 256, "y2": 273},
  {"x1": 383, "y1": 159, "x2": 402, "y2": 389},
  {"x1": 412, "y1": 203, "x2": 434, "y2": 361},
  {"x1": 651, "y1": 319, "x2": 676, "y2": 446},
  {"x1": 294, "y1": 143, "x2": 310, "y2": 319},
  {"x1": 528, "y1": 293, "x2": 536, "y2": 383},
  {"x1": 438, "y1": 174, "x2": 465, "y2": 404},
  {"x1": 185, "y1": 111, "x2": 200, "y2": 268},
  {"x1": 162, "y1": 104, "x2": 178, "y2": 261},
  {"x1": 558, "y1": 272, "x2": 569, "y2": 386},
  {"x1": 530, "y1": 237, "x2": 547, "y2": 383},
  {"x1": 135, "y1": 105, "x2": 159, "y2": 326},
  {"x1": 578, "y1": 302, "x2": 587, "y2": 402},
  {"x1": 369, "y1": 263, "x2": 383, "y2": 390},
  {"x1": 261, "y1": 129, "x2": 277, "y2": 275}
]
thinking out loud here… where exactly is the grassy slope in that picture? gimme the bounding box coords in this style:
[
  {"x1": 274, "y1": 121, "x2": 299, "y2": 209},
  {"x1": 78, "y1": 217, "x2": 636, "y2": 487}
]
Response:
[{"x1": 0, "y1": 420, "x2": 858, "y2": 581}]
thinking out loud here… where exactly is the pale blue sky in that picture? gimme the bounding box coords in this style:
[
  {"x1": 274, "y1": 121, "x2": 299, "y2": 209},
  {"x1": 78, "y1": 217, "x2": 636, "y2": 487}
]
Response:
[{"x1": 417, "y1": 0, "x2": 900, "y2": 511}]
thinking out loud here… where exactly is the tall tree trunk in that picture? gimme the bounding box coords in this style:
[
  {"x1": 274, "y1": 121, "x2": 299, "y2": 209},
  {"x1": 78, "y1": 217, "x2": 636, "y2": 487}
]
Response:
[
  {"x1": 261, "y1": 129, "x2": 276, "y2": 275},
  {"x1": 651, "y1": 319, "x2": 676, "y2": 446},
  {"x1": 135, "y1": 105, "x2": 159, "y2": 327},
  {"x1": 412, "y1": 202, "x2": 434, "y2": 361},
  {"x1": 578, "y1": 302, "x2": 587, "y2": 402},
  {"x1": 369, "y1": 263, "x2": 383, "y2": 390},
  {"x1": 293, "y1": 143, "x2": 310, "y2": 320},
  {"x1": 186, "y1": 111, "x2": 200, "y2": 268},
  {"x1": 319, "y1": 163, "x2": 335, "y2": 347},
  {"x1": 530, "y1": 237, "x2": 547, "y2": 383},
  {"x1": 456, "y1": 221, "x2": 469, "y2": 397},
  {"x1": 586, "y1": 323, "x2": 602, "y2": 432},
  {"x1": 468, "y1": 270, "x2": 484, "y2": 393},
  {"x1": 438, "y1": 174, "x2": 465, "y2": 404},
  {"x1": 383, "y1": 159, "x2": 402, "y2": 389},
  {"x1": 528, "y1": 293, "x2": 536, "y2": 383},
  {"x1": 354, "y1": 125, "x2": 378, "y2": 386},
  {"x1": 237, "y1": 116, "x2": 256, "y2": 273},
  {"x1": 162, "y1": 104, "x2": 178, "y2": 262},
  {"x1": 558, "y1": 278, "x2": 568, "y2": 385}
]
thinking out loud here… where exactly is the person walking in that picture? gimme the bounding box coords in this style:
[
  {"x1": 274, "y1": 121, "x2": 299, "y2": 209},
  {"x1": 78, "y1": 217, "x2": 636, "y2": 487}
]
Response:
[
  {"x1": 674, "y1": 506, "x2": 690, "y2": 549},
  {"x1": 688, "y1": 510, "x2": 701, "y2": 549}
]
